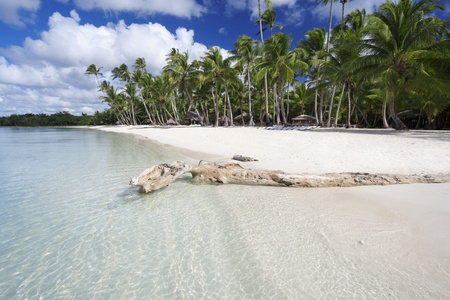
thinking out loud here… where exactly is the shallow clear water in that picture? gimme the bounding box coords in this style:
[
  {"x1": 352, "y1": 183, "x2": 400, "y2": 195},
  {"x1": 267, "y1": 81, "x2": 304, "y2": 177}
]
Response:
[{"x1": 0, "y1": 128, "x2": 448, "y2": 299}]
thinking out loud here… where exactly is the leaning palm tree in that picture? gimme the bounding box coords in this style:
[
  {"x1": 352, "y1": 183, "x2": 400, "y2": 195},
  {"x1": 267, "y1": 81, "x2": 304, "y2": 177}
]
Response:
[{"x1": 351, "y1": 0, "x2": 446, "y2": 129}]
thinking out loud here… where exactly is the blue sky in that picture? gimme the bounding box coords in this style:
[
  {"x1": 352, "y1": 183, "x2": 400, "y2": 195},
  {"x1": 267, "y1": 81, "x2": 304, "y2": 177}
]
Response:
[{"x1": 0, "y1": 0, "x2": 447, "y2": 116}]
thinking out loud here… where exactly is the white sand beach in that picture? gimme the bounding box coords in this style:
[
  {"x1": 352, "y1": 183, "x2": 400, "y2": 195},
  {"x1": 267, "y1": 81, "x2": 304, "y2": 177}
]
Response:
[
  {"x1": 93, "y1": 125, "x2": 450, "y2": 175},
  {"x1": 92, "y1": 125, "x2": 450, "y2": 296}
]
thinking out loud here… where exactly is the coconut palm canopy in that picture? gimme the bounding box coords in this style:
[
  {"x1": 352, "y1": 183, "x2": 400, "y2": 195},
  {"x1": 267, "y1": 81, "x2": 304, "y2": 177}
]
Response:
[
  {"x1": 86, "y1": 0, "x2": 448, "y2": 129},
  {"x1": 1, "y1": 0, "x2": 448, "y2": 129}
]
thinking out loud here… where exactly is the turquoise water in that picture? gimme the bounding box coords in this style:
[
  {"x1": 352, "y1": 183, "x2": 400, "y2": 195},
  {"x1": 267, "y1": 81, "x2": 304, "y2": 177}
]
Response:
[{"x1": 1, "y1": 127, "x2": 449, "y2": 299}]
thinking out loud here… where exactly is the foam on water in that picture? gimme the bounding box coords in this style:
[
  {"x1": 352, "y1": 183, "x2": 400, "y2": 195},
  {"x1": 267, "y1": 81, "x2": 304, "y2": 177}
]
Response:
[{"x1": 0, "y1": 128, "x2": 449, "y2": 299}]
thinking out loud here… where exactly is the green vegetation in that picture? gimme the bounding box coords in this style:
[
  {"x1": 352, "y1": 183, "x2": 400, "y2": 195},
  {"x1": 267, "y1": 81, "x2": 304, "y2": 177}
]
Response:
[
  {"x1": 0, "y1": 111, "x2": 115, "y2": 127},
  {"x1": 89, "y1": 0, "x2": 449, "y2": 129}
]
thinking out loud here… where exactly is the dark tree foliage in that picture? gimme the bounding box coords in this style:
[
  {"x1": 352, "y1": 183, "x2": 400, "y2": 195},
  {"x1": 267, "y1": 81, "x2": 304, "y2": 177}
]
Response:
[{"x1": 0, "y1": 111, "x2": 115, "y2": 127}]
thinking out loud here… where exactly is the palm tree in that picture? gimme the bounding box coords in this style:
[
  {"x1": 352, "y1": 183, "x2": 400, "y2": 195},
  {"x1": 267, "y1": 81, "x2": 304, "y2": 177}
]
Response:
[
  {"x1": 230, "y1": 35, "x2": 258, "y2": 126},
  {"x1": 257, "y1": 0, "x2": 274, "y2": 121},
  {"x1": 101, "y1": 85, "x2": 129, "y2": 125},
  {"x1": 133, "y1": 57, "x2": 147, "y2": 72},
  {"x1": 258, "y1": 33, "x2": 309, "y2": 124},
  {"x1": 85, "y1": 64, "x2": 103, "y2": 86},
  {"x1": 123, "y1": 83, "x2": 138, "y2": 125},
  {"x1": 201, "y1": 47, "x2": 236, "y2": 127},
  {"x1": 314, "y1": 0, "x2": 338, "y2": 53},
  {"x1": 164, "y1": 49, "x2": 203, "y2": 125},
  {"x1": 352, "y1": 0, "x2": 446, "y2": 129},
  {"x1": 149, "y1": 73, "x2": 178, "y2": 124},
  {"x1": 257, "y1": 0, "x2": 283, "y2": 37},
  {"x1": 298, "y1": 28, "x2": 327, "y2": 124},
  {"x1": 340, "y1": 0, "x2": 352, "y2": 31}
]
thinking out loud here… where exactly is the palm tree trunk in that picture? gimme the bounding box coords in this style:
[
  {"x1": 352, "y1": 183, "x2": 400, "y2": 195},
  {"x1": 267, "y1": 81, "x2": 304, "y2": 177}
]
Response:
[
  {"x1": 131, "y1": 97, "x2": 137, "y2": 125},
  {"x1": 143, "y1": 102, "x2": 154, "y2": 124},
  {"x1": 382, "y1": 96, "x2": 389, "y2": 128},
  {"x1": 319, "y1": 87, "x2": 324, "y2": 125},
  {"x1": 346, "y1": 86, "x2": 351, "y2": 128},
  {"x1": 213, "y1": 82, "x2": 219, "y2": 127},
  {"x1": 327, "y1": 84, "x2": 337, "y2": 127},
  {"x1": 247, "y1": 66, "x2": 254, "y2": 126},
  {"x1": 334, "y1": 83, "x2": 346, "y2": 127},
  {"x1": 314, "y1": 76, "x2": 319, "y2": 125},
  {"x1": 278, "y1": 77, "x2": 287, "y2": 124},
  {"x1": 223, "y1": 81, "x2": 233, "y2": 126},
  {"x1": 184, "y1": 85, "x2": 203, "y2": 126},
  {"x1": 274, "y1": 83, "x2": 280, "y2": 125},
  {"x1": 153, "y1": 103, "x2": 162, "y2": 125},
  {"x1": 258, "y1": 0, "x2": 270, "y2": 118},
  {"x1": 389, "y1": 94, "x2": 407, "y2": 130},
  {"x1": 326, "y1": 0, "x2": 334, "y2": 53},
  {"x1": 286, "y1": 83, "x2": 290, "y2": 123},
  {"x1": 239, "y1": 95, "x2": 244, "y2": 125},
  {"x1": 352, "y1": 97, "x2": 371, "y2": 127}
]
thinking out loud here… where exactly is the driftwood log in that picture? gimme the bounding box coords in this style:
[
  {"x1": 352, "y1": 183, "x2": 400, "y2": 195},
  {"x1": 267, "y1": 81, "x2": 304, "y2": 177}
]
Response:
[
  {"x1": 130, "y1": 161, "x2": 450, "y2": 193},
  {"x1": 232, "y1": 155, "x2": 258, "y2": 162}
]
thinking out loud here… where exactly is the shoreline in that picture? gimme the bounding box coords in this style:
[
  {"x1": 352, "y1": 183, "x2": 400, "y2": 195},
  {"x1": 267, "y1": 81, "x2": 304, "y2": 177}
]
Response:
[
  {"x1": 90, "y1": 125, "x2": 450, "y2": 175},
  {"x1": 87, "y1": 125, "x2": 450, "y2": 294}
]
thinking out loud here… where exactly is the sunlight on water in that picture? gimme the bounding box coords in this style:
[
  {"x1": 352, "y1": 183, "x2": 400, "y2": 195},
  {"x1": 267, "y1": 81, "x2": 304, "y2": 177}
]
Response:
[{"x1": 0, "y1": 128, "x2": 448, "y2": 299}]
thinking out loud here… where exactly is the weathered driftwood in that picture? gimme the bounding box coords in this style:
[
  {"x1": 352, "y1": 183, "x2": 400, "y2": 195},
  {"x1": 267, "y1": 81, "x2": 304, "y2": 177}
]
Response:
[
  {"x1": 232, "y1": 155, "x2": 258, "y2": 162},
  {"x1": 130, "y1": 161, "x2": 450, "y2": 193}
]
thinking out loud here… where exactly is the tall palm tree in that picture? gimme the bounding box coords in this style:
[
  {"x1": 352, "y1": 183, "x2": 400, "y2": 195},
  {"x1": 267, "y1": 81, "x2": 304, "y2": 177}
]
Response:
[
  {"x1": 85, "y1": 64, "x2": 103, "y2": 87},
  {"x1": 230, "y1": 35, "x2": 258, "y2": 126},
  {"x1": 123, "y1": 82, "x2": 138, "y2": 125},
  {"x1": 298, "y1": 28, "x2": 327, "y2": 124},
  {"x1": 352, "y1": 0, "x2": 446, "y2": 129},
  {"x1": 314, "y1": 0, "x2": 338, "y2": 53},
  {"x1": 164, "y1": 49, "x2": 203, "y2": 125},
  {"x1": 133, "y1": 57, "x2": 147, "y2": 73},
  {"x1": 201, "y1": 47, "x2": 236, "y2": 127},
  {"x1": 150, "y1": 73, "x2": 178, "y2": 124},
  {"x1": 257, "y1": 0, "x2": 274, "y2": 120},
  {"x1": 258, "y1": 33, "x2": 309, "y2": 124},
  {"x1": 340, "y1": 0, "x2": 352, "y2": 31},
  {"x1": 257, "y1": 0, "x2": 283, "y2": 37}
]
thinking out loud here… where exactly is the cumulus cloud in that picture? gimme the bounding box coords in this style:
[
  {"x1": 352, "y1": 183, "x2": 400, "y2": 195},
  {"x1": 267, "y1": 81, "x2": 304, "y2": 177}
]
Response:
[
  {"x1": 74, "y1": 0, "x2": 206, "y2": 18},
  {"x1": 0, "y1": 10, "x2": 214, "y2": 115},
  {"x1": 0, "y1": 0, "x2": 40, "y2": 26}
]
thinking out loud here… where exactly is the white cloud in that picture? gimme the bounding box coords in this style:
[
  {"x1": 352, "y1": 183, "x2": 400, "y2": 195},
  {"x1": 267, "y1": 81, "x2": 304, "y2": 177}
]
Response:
[
  {"x1": 312, "y1": 0, "x2": 385, "y2": 23},
  {"x1": 219, "y1": 27, "x2": 227, "y2": 35},
  {"x1": 227, "y1": 0, "x2": 301, "y2": 21},
  {"x1": 74, "y1": 0, "x2": 206, "y2": 18},
  {"x1": 0, "y1": 10, "x2": 214, "y2": 116},
  {"x1": 0, "y1": 0, "x2": 40, "y2": 26}
]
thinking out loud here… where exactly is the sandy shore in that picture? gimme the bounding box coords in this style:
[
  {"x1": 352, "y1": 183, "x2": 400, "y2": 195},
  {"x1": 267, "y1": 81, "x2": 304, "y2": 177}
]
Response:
[
  {"x1": 92, "y1": 125, "x2": 450, "y2": 175},
  {"x1": 90, "y1": 125, "x2": 450, "y2": 295}
]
